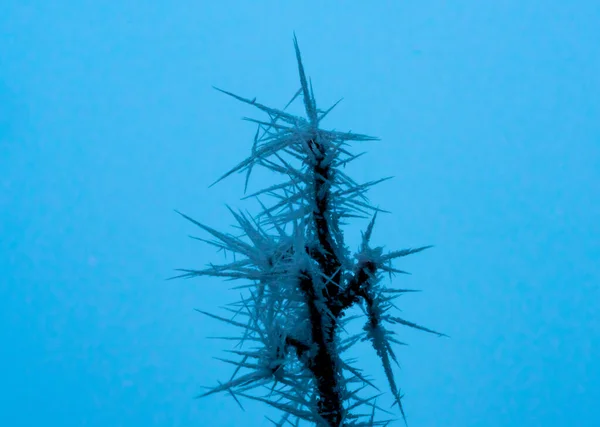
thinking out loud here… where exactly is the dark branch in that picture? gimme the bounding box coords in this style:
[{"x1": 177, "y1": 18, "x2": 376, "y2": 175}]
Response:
[
  {"x1": 308, "y1": 138, "x2": 344, "y2": 307},
  {"x1": 297, "y1": 270, "x2": 344, "y2": 426},
  {"x1": 284, "y1": 336, "x2": 311, "y2": 359},
  {"x1": 333, "y1": 260, "x2": 377, "y2": 318}
]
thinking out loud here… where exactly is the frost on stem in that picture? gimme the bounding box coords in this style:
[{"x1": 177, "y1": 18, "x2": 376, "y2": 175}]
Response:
[{"x1": 173, "y1": 35, "x2": 445, "y2": 426}]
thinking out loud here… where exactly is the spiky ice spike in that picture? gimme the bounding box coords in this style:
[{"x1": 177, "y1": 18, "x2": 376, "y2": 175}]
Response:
[{"x1": 174, "y1": 35, "x2": 444, "y2": 426}]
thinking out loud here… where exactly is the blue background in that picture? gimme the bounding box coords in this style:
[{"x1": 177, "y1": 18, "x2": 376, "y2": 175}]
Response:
[{"x1": 2, "y1": 2, "x2": 599, "y2": 426}]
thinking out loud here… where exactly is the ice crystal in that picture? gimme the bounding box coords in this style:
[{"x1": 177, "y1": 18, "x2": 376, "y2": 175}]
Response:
[{"x1": 173, "y1": 35, "x2": 444, "y2": 426}]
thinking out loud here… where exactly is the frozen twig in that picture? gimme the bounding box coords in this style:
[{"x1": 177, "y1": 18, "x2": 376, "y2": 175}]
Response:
[{"x1": 174, "y1": 35, "x2": 444, "y2": 426}]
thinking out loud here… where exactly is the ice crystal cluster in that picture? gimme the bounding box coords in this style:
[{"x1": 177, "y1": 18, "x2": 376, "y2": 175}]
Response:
[{"x1": 173, "y1": 36, "x2": 444, "y2": 426}]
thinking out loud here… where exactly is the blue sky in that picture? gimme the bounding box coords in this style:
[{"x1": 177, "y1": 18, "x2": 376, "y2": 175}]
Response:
[{"x1": 1, "y1": 2, "x2": 599, "y2": 426}]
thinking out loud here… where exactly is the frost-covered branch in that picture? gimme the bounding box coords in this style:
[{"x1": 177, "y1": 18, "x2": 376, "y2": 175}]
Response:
[{"x1": 173, "y1": 35, "x2": 444, "y2": 426}]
